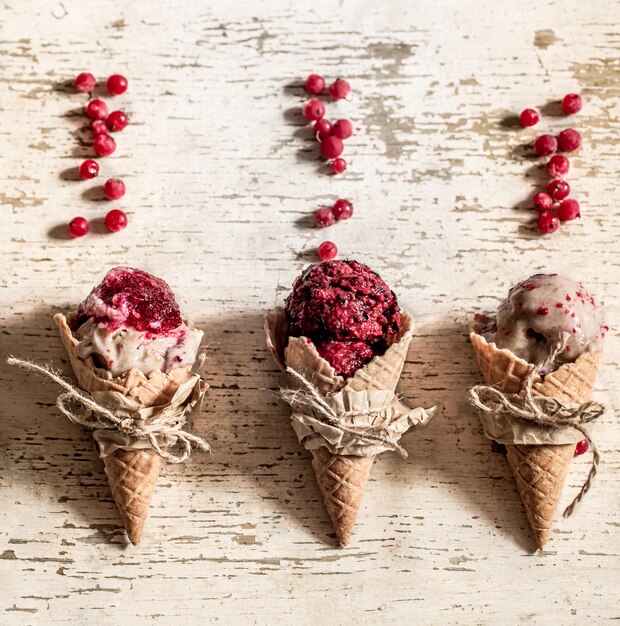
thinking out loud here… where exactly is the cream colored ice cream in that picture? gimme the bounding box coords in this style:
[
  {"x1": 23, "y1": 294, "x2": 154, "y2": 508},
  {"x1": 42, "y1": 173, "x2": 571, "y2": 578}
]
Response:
[{"x1": 483, "y1": 273, "x2": 606, "y2": 364}]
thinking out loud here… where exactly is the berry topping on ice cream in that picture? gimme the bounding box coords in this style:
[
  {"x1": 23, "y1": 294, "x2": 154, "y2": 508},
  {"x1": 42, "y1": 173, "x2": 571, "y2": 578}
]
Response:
[
  {"x1": 483, "y1": 274, "x2": 606, "y2": 364},
  {"x1": 78, "y1": 266, "x2": 183, "y2": 333},
  {"x1": 285, "y1": 260, "x2": 401, "y2": 377}
]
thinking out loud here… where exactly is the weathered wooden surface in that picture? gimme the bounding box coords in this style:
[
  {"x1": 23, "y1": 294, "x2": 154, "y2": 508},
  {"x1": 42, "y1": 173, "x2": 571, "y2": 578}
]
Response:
[{"x1": 1, "y1": 0, "x2": 619, "y2": 623}]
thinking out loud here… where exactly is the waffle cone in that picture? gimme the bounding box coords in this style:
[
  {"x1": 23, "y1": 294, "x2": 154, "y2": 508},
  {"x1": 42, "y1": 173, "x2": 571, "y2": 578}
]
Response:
[
  {"x1": 55, "y1": 312, "x2": 193, "y2": 545},
  {"x1": 266, "y1": 309, "x2": 413, "y2": 545},
  {"x1": 470, "y1": 319, "x2": 601, "y2": 549}
]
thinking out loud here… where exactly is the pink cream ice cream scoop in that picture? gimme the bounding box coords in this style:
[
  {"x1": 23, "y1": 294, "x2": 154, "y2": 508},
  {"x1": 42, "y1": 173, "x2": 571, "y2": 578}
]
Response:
[
  {"x1": 75, "y1": 266, "x2": 203, "y2": 376},
  {"x1": 284, "y1": 260, "x2": 402, "y2": 378},
  {"x1": 483, "y1": 273, "x2": 607, "y2": 364}
]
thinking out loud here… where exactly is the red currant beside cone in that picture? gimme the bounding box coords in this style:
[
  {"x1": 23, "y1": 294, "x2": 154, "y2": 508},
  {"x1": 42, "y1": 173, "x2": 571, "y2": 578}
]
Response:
[
  {"x1": 331, "y1": 119, "x2": 353, "y2": 139},
  {"x1": 94, "y1": 134, "x2": 116, "y2": 157},
  {"x1": 333, "y1": 199, "x2": 353, "y2": 221},
  {"x1": 533, "y1": 134, "x2": 557, "y2": 156},
  {"x1": 106, "y1": 74, "x2": 128, "y2": 96},
  {"x1": 547, "y1": 155, "x2": 570, "y2": 178},
  {"x1": 103, "y1": 178, "x2": 126, "y2": 200},
  {"x1": 104, "y1": 209, "x2": 128, "y2": 232},
  {"x1": 79, "y1": 159, "x2": 99, "y2": 179},
  {"x1": 519, "y1": 108, "x2": 539, "y2": 127},
  {"x1": 533, "y1": 192, "x2": 553, "y2": 212},
  {"x1": 303, "y1": 98, "x2": 325, "y2": 122},
  {"x1": 557, "y1": 198, "x2": 580, "y2": 221},
  {"x1": 331, "y1": 158, "x2": 347, "y2": 174},
  {"x1": 85, "y1": 99, "x2": 109, "y2": 121},
  {"x1": 106, "y1": 110, "x2": 128, "y2": 132},
  {"x1": 537, "y1": 211, "x2": 560, "y2": 234},
  {"x1": 68, "y1": 217, "x2": 89, "y2": 238},
  {"x1": 320, "y1": 135, "x2": 344, "y2": 159},
  {"x1": 305, "y1": 74, "x2": 325, "y2": 95},
  {"x1": 558, "y1": 128, "x2": 582, "y2": 152},
  {"x1": 314, "y1": 118, "x2": 332, "y2": 140},
  {"x1": 91, "y1": 120, "x2": 109, "y2": 137},
  {"x1": 315, "y1": 207, "x2": 335, "y2": 228},
  {"x1": 562, "y1": 93, "x2": 582, "y2": 115},
  {"x1": 75, "y1": 72, "x2": 96, "y2": 93},
  {"x1": 574, "y1": 438, "x2": 589, "y2": 456},
  {"x1": 329, "y1": 79, "x2": 351, "y2": 100},
  {"x1": 317, "y1": 241, "x2": 338, "y2": 261},
  {"x1": 547, "y1": 179, "x2": 570, "y2": 201}
]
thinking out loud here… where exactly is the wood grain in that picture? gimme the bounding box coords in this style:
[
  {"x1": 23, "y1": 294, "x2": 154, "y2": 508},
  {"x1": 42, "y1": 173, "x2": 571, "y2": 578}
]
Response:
[{"x1": 1, "y1": 0, "x2": 619, "y2": 623}]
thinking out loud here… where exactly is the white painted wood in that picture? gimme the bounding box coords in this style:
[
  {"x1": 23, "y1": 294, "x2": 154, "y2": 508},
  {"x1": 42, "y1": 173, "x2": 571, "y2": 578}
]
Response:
[{"x1": 1, "y1": 0, "x2": 619, "y2": 623}]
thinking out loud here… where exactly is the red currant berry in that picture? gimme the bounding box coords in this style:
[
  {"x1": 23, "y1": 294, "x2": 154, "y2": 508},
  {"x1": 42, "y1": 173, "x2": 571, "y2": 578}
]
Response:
[
  {"x1": 533, "y1": 192, "x2": 553, "y2": 212},
  {"x1": 104, "y1": 209, "x2": 128, "y2": 232},
  {"x1": 558, "y1": 128, "x2": 582, "y2": 152},
  {"x1": 314, "y1": 118, "x2": 332, "y2": 140},
  {"x1": 106, "y1": 110, "x2": 128, "y2": 132},
  {"x1": 333, "y1": 199, "x2": 353, "y2": 221},
  {"x1": 533, "y1": 134, "x2": 557, "y2": 156},
  {"x1": 574, "y1": 438, "x2": 589, "y2": 456},
  {"x1": 562, "y1": 93, "x2": 582, "y2": 115},
  {"x1": 315, "y1": 206, "x2": 335, "y2": 228},
  {"x1": 103, "y1": 178, "x2": 126, "y2": 200},
  {"x1": 317, "y1": 241, "x2": 338, "y2": 261},
  {"x1": 106, "y1": 74, "x2": 128, "y2": 96},
  {"x1": 85, "y1": 99, "x2": 109, "y2": 121},
  {"x1": 305, "y1": 74, "x2": 325, "y2": 95},
  {"x1": 547, "y1": 155, "x2": 570, "y2": 178},
  {"x1": 75, "y1": 72, "x2": 96, "y2": 93},
  {"x1": 68, "y1": 216, "x2": 89, "y2": 238},
  {"x1": 547, "y1": 179, "x2": 570, "y2": 201},
  {"x1": 91, "y1": 120, "x2": 109, "y2": 137},
  {"x1": 557, "y1": 198, "x2": 580, "y2": 221},
  {"x1": 329, "y1": 79, "x2": 351, "y2": 100},
  {"x1": 320, "y1": 135, "x2": 344, "y2": 159},
  {"x1": 94, "y1": 134, "x2": 116, "y2": 157},
  {"x1": 519, "y1": 108, "x2": 539, "y2": 127},
  {"x1": 331, "y1": 158, "x2": 347, "y2": 174},
  {"x1": 331, "y1": 119, "x2": 353, "y2": 139},
  {"x1": 79, "y1": 159, "x2": 99, "y2": 179},
  {"x1": 303, "y1": 98, "x2": 325, "y2": 122},
  {"x1": 537, "y1": 211, "x2": 560, "y2": 234}
]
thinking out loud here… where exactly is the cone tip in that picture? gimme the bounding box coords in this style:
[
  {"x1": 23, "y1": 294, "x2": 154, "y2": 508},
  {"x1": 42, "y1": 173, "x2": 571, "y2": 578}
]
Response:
[{"x1": 534, "y1": 529, "x2": 549, "y2": 551}]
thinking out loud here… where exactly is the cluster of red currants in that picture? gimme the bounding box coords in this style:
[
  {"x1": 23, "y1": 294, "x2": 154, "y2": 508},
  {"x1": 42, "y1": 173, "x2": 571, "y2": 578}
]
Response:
[
  {"x1": 302, "y1": 74, "x2": 353, "y2": 175},
  {"x1": 519, "y1": 93, "x2": 583, "y2": 235},
  {"x1": 314, "y1": 199, "x2": 354, "y2": 261},
  {"x1": 68, "y1": 73, "x2": 130, "y2": 238}
]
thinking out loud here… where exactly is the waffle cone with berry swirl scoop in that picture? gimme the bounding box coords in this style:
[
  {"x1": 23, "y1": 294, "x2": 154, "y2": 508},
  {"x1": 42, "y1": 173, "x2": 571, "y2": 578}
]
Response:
[{"x1": 469, "y1": 316, "x2": 602, "y2": 550}]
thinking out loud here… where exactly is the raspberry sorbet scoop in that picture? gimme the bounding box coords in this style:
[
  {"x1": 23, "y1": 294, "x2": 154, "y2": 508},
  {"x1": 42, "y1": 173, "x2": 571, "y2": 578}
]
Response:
[{"x1": 285, "y1": 260, "x2": 401, "y2": 378}]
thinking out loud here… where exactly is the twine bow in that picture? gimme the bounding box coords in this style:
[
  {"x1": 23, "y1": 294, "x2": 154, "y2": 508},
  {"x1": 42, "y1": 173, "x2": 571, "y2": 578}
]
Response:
[
  {"x1": 466, "y1": 334, "x2": 604, "y2": 517},
  {"x1": 281, "y1": 368, "x2": 412, "y2": 457},
  {"x1": 7, "y1": 357, "x2": 211, "y2": 463}
]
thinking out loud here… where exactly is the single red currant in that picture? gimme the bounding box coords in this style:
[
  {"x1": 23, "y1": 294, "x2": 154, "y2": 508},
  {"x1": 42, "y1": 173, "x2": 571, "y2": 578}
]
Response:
[
  {"x1": 533, "y1": 134, "x2": 557, "y2": 156},
  {"x1": 103, "y1": 178, "x2": 126, "y2": 200},
  {"x1": 94, "y1": 134, "x2": 116, "y2": 157},
  {"x1": 329, "y1": 79, "x2": 351, "y2": 100},
  {"x1": 557, "y1": 198, "x2": 580, "y2": 221},
  {"x1": 91, "y1": 120, "x2": 109, "y2": 137},
  {"x1": 558, "y1": 128, "x2": 582, "y2": 152},
  {"x1": 79, "y1": 159, "x2": 99, "y2": 179},
  {"x1": 537, "y1": 211, "x2": 560, "y2": 234},
  {"x1": 320, "y1": 135, "x2": 344, "y2": 159},
  {"x1": 574, "y1": 438, "x2": 589, "y2": 456},
  {"x1": 519, "y1": 108, "x2": 539, "y2": 127},
  {"x1": 68, "y1": 216, "x2": 89, "y2": 238},
  {"x1": 333, "y1": 199, "x2": 353, "y2": 221},
  {"x1": 331, "y1": 158, "x2": 347, "y2": 174},
  {"x1": 547, "y1": 155, "x2": 570, "y2": 178},
  {"x1": 315, "y1": 206, "x2": 335, "y2": 228},
  {"x1": 547, "y1": 179, "x2": 570, "y2": 201},
  {"x1": 561, "y1": 93, "x2": 582, "y2": 115},
  {"x1": 106, "y1": 110, "x2": 128, "y2": 131},
  {"x1": 305, "y1": 74, "x2": 325, "y2": 95},
  {"x1": 106, "y1": 74, "x2": 128, "y2": 96},
  {"x1": 303, "y1": 98, "x2": 325, "y2": 122},
  {"x1": 314, "y1": 118, "x2": 332, "y2": 140},
  {"x1": 75, "y1": 72, "x2": 96, "y2": 93},
  {"x1": 331, "y1": 119, "x2": 353, "y2": 139},
  {"x1": 104, "y1": 209, "x2": 128, "y2": 232},
  {"x1": 318, "y1": 241, "x2": 338, "y2": 261},
  {"x1": 85, "y1": 99, "x2": 109, "y2": 121},
  {"x1": 533, "y1": 192, "x2": 553, "y2": 212}
]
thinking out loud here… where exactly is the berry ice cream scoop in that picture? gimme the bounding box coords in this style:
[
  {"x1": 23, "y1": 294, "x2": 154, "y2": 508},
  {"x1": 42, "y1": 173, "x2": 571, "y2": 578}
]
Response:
[
  {"x1": 285, "y1": 260, "x2": 401, "y2": 378},
  {"x1": 75, "y1": 267, "x2": 203, "y2": 377},
  {"x1": 483, "y1": 274, "x2": 606, "y2": 365}
]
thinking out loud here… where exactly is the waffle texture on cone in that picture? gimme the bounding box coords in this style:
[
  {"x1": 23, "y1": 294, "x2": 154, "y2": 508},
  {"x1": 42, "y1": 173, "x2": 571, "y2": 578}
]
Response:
[
  {"x1": 55, "y1": 311, "x2": 199, "y2": 545},
  {"x1": 469, "y1": 318, "x2": 602, "y2": 549},
  {"x1": 265, "y1": 308, "x2": 414, "y2": 546}
]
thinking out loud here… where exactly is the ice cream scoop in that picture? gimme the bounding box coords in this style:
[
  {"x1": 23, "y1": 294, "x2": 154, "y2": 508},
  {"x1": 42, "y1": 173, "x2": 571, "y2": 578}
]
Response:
[
  {"x1": 483, "y1": 273, "x2": 606, "y2": 364},
  {"x1": 285, "y1": 260, "x2": 401, "y2": 377},
  {"x1": 75, "y1": 267, "x2": 203, "y2": 376}
]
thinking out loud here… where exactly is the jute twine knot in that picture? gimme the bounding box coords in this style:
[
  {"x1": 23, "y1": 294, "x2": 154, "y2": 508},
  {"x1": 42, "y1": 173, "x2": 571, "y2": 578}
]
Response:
[
  {"x1": 7, "y1": 357, "x2": 211, "y2": 464},
  {"x1": 281, "y1": 367, "x2": 408, "y2": 457},
  {"x1": 466, "y1": 333, "x2": 605, "y2": 518}
]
